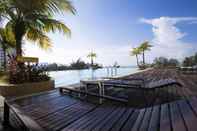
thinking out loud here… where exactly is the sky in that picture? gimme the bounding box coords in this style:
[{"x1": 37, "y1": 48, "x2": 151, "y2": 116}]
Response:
[{"x1": 24, "y1": 0, "x2": 197, "y2": 66}]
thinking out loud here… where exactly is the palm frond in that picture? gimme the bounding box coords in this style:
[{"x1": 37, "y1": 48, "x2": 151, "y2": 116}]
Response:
[
  {"x1": 130, "y1": 47, "x2": 141, "y2": 56},
  {"x1": 26, "y1": 27, "x2": 52, "y2": 50},
  {"x1": 46, "y1": 0, "x2": 76, "y2": 15},
  {"x1": 13, "y1": 0, "x2": 76, "y2": 17},
  {"x1": 139, "y1": 41, "x2": 153, "y2": 51},
  {"x1": 39, "y1": 18, "x2": 71, "y2": 36},
  {"x1": 0, "y1": 26, "x2": 16, "y2": 44},
  {"x1": 87, "y1": 52, "x2": 97, "y2": 58}
]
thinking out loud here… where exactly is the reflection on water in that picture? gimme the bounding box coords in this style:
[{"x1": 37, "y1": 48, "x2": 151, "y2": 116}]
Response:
[{"x1": 49, "y1": 67, "x2": 138, "y2": 87}]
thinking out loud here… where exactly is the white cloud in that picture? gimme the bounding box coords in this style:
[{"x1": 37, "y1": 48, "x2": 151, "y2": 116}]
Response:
[{"x1": 140, "y1": 17, "x2": 197, "y2": 61}]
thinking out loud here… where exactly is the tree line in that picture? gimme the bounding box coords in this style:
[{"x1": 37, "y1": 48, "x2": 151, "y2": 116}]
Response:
[
  {"x1": 149, "y1": 53, "x2": 197, "y2": 68},
  {"x1": 130, "y1": 41, "x2": 197, "y2": 68},
  {"x1": 42, "y1": 58, "x2": 102, "y2": 71},
  {"x1": 182, "y1": 53, "x2": 197, "y2": 67}
]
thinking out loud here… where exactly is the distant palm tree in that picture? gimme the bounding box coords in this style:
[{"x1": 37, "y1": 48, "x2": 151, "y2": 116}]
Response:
[
  {"x1": 87, "y1": 52, "x2": 97, "y2": 66},
  {"x1": 130, "y1": 47, "x2": 141, "y2": 67},
  {"x1": 0, "y1": 0, "x2": 76, "y2": 59},
  {"x1": 0, "y1": 27, "x2": 16, "y2": 70},
  {"x1": 139, "y1": 41, "x2": 152, "y2": 65}
]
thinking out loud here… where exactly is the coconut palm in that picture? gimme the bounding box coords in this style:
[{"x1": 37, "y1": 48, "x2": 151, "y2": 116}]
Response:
[
  {"x1": 0, "y1": 27, "x2": 16, "y2": 70},
  {"x1": 139, "y1": 41, "x2": 152, "y2": 65},
  {"x1": 130, "y1": 47, "x2": 141, "y2": 67},
  {"x1": 0, "y1": 0, "x2": 76, "y2": 59},
  {"x1": 87, "y1": 52, "x2": 97, "y2": 66}
]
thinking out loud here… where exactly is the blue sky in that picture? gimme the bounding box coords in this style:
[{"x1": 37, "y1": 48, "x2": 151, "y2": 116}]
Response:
[{"x1": 24, "y1": 0, "x2": 197, "y2": 66}]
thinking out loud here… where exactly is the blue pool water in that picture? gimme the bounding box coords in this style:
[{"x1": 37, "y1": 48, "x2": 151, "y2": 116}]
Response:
[{"x1": 49, "y1": 67, "x2": 138, "y2": 87}]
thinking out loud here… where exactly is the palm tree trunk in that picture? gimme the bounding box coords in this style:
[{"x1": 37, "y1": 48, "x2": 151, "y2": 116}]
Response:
[
  {"x1": 14, "y1": 22, "x2": 25, "y2": 69},
  {"x1": 142, "y1": 50, "x2": 145, "y2": 65},
  {"x1": 16, "y1": 38, "x2": 22, "y2": 57},
  {"x1": 2, "y1": 44, "x2": 7, "y2": 71},
  {"x1": 91, "y1": 57, "x2": 93, "y2": 66},
  {"x1": 136, "y1": 54, "x2": 139, "y2": 67},
  {"x1": 14, "y1": 21, "x2": 25, "y2": 58}
]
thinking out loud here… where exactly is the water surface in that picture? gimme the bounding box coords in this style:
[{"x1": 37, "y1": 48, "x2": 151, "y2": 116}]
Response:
[{"x1": 49, "y1": 67, "x2": 138, "y2": 87}]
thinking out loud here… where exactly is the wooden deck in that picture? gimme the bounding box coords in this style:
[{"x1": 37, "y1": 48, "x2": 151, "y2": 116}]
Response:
[{"x1": 3, "y1": 69, "x2": 197, "y2": 131}]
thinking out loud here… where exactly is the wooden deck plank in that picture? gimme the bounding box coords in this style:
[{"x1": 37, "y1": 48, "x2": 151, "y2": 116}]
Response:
[
  {"x1": 21, "y1": 94, "x2": 74, "y2": 110},
  {"x1": 26, "y1": 95, "x2": 76, "y2": 109},
  {"x1": 61, "y1": 105, "x2": 109, "y2": 131},
  {"x1": 188, "y1": 97, "x2": 197, "y2": 115},
  {"x1": 121, "y1": 110, "x2": 140, "y2": 131},
  {"x1": 92, "y1": 107, "x2": 126, "y2": 131},
  {"x1": 131, "y1": 108, "x2": 146, "y2": 131},
  {"x1": 23, "y1": 96, "x2": 78, "y2": 119},
  {"x1": 36, "y1": 101, "x2": 94, "y2": 121},
  {"x1": 39, "y1": 102, "x2": 97, "y2": 130},
  {"x1": 139, "y1": 107, "x2": 153, "y2": 131},
  {"x1": 148, "y1": 105, "x2": 160, "y2": 131},
  {"x1": 61, "y1": 105, "x2": 116, "y2": 131},
  {"x1": 160, "y1": 103, "x2": 171, "y2": 131},
  {"x1": 178, "y1": 100, "x2": 197, "y2": 131},
  {"x1": 110, "y1": 108, "x2": 134, "y2": 131},
  {"x1": 84, "y1": 107, "x2": 121, "y2": 131},
  {"x1": 40, "y1": 109, "x2": 88, "y2": 130},
  {"x1": 14, "y1": 90, "x2": 59, "y2": 106},
  {"x1": 169, "y1": 102, "x2": 187, "y2": 131},
  {"x1": 71, "y1": 107, "x2": 118, "y2": 131}
]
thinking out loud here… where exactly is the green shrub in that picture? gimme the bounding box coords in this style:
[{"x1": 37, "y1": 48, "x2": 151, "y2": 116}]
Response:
[{"x1": 9, "y1": 64, "x2": 50, "y2": 84}]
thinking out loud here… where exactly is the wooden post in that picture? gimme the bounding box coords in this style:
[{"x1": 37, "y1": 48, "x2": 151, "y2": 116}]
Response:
[
  {"x1": 78, "y1": 82, "x2": 82, "y2": 97},
  {"x1": 3, "y1": 101, "x2": 10, "y2": 125},
  {"x1": 98, "y1": 82, "x2": 103, "y2": 104},
  {"x1": 59, "y1": 88, "x2": 63, "y2": 93},
  {"x1": 84, "y1": 83, "x2": 88, "y2": 97}
]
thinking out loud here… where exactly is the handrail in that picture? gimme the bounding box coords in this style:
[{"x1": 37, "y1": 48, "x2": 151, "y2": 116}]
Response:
[{"x1": 59, "y1": 87, "x2": 128, "y2": 104}]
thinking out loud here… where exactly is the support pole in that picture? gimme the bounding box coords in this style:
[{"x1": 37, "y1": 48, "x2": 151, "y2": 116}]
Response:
[
  {"x1": 98, "y1": 82, "x2": 103, "y2": 104},
  {"x1": 3, "y1": 101, "x2": 10, "y2": 125}
]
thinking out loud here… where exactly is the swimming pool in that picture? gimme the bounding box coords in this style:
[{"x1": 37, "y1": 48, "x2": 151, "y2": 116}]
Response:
[{"x1": 49, "y1": 67, "x2": 138, "y2": 87}]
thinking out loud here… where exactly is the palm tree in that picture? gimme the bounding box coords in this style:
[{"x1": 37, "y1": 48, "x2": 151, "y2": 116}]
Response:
[
  {"x1": 87, "y1": 52, "x2": 97, "y2": 66},
  {"x1": 0, "y1": 27, "x2": 16, "y2": 70},
  {"x1": 130, "y1": 47, "x2": 141, "y2": 67},
  {"x1": 139, "y1": 41, "x2": 152, "y2": 65},
  {"x1": 0, "y1": 0, "x2": 76, "y2": 60}
]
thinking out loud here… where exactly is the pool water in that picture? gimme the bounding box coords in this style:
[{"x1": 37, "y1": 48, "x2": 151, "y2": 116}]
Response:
[{"x1": 49, "y1": 67, "x2": 138, "y2": 87}]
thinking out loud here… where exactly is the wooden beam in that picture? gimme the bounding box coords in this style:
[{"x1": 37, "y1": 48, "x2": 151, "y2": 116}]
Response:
[
  {"x1": 5, "y1": 100, "x2": 45, "y2": 131},
  {"x1": 3, "y1": 101, "x2": 10, "y2": 125}
]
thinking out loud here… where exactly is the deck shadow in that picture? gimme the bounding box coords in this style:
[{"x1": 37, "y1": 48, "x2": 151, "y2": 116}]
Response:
[{"x1": 71, "y1": 85, "x2": 191, "y2": 109}]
